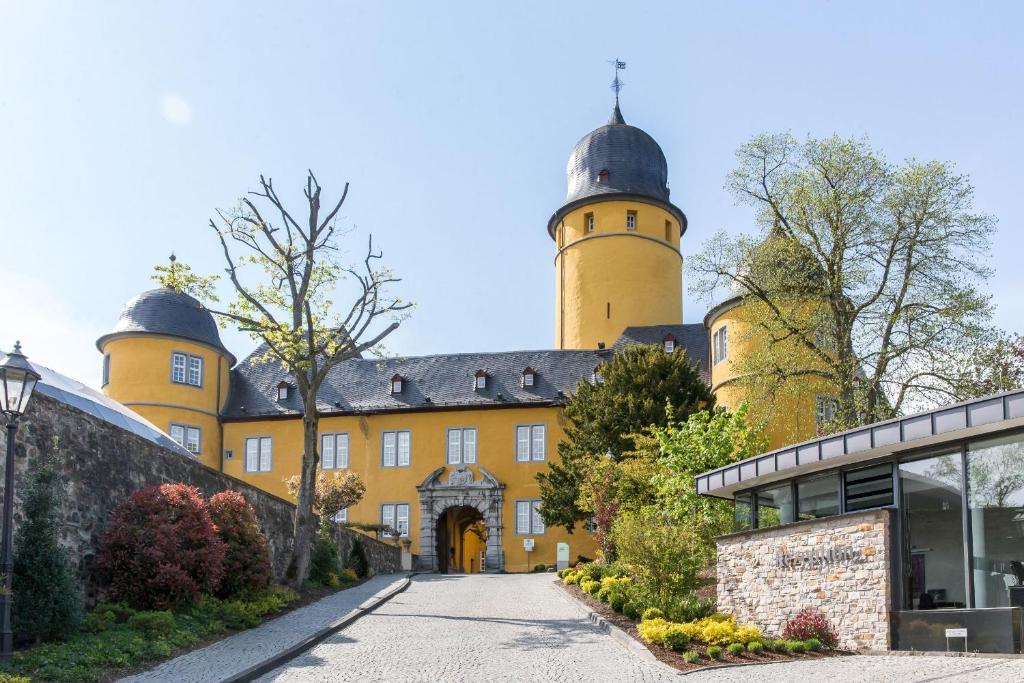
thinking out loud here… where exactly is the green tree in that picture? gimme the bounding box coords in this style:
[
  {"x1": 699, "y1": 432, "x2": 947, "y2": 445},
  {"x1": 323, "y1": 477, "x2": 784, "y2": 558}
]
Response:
[
  {"x1": 12, "y1": 441, "x2": 81, "y2": 643},
  {"x1": 689, "y1": 133, "x2": 998, "y2": 431},
  {"x1": 208, "y1": 172, "x2": 410, "y2": 588},
  {"x1": 536, "y1": 343, "x2": 713, "y2": 532}
]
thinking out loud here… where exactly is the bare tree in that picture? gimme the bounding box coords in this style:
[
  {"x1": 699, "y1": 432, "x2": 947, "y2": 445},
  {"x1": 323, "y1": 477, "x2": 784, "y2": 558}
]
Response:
[
  {"x1": 690, "y1": 133, "x2": 998, "y2": 431},
  {"x1": 209, "y1": 171, "x2": 410, "y2": 587}
]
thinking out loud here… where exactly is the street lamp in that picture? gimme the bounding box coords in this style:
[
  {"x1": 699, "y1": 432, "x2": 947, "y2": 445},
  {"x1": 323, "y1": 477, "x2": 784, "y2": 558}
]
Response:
[{"x1": 0, "y1": 341, "x2": 41, "y2": 661}]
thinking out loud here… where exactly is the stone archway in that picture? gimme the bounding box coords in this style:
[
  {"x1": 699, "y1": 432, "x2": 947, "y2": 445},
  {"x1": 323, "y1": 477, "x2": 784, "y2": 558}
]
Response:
[{"x1": 416, "y1": 465, "x2": 505, "y2": 572}]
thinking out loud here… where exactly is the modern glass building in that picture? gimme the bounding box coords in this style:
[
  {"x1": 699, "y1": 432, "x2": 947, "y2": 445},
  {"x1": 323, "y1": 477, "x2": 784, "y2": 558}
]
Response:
[{"x1": 697, "y1": 390, "x2": 1024, "y2": 653}]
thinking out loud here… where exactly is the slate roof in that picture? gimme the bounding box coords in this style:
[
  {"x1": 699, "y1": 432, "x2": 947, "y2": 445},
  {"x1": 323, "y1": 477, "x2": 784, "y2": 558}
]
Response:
[
  {"x1": 96, "y1": 288, "x2": 235, "y2": 364},
  {"x1": 548, "y1": 105, "x2": 687, "y2": 237},
  {"x1": 612, "y1": 323, "x2": 710, "y2": 381},
  {"x1": 223, "y1": 347, "x2": 614, "y2": 418}
]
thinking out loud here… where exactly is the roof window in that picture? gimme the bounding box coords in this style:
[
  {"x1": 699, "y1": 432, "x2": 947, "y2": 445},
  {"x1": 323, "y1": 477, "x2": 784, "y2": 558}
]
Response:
[
  {"x1": 474, "y1": 369, "x2": 488, "y2": 390},
  {"x1": 390, "y1": 374, "x2": 403, "y2": 394},
  {"x1": 522, "y1": 367, "x2": 536, "y2": 388}
]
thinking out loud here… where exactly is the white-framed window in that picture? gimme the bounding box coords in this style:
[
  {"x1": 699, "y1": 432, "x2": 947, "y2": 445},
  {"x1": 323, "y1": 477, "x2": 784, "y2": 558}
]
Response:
[
  {"x1": 170, "y1": 423, "x2": 201, "y2": 455},
  {"x1": 102, "y1": 353, "x2": 111, "y2": 386},
  {"x1": 713, "y1": 326, "x2": 728, "y2": 365},
  {"x1": 171, "y1": 352, "x2": 203, "y2": 386},
  {"x1": 585, "y1": 212, "x2": 595, "y2": 233},
  {"x1": 522, "y1": 368, "x2": 535, "y2": 387},
  {"x1": 277, "y1": 384, "x2": 289, "y2": 400},
  {"x1": 447, "y1": 427, "x2": 477, "y2": 465},
  {"x1": 245, "y1": 436, "x2": 273, "y2": 472},
  {"x1": 515, "y1": 424, "x2": 546, "y2": 462},
  {"x1": 334, "y1": 508, "x2": 348, "y2": 524},
  {"x1": 382, "y1": 430, "x2": 411, "y2": 467},
  {"x1": 321, "y1": 432, "x2": 350, "y2": 470},
  {"x1": 626, "y1": 210, "x2": 637, "y2": 230},
  {"x1": 663, "y1": 337, "x2": 675, "y2": 353},
  {"x1": 515, "y1": 500, "x2": 545, "y2": 534},
  {"x1": 592, "y1": 366, "x2": 604, "y2": 385},
  {"x1": 381, "y1": 503, "x2": 410, "y2": 537},
  {"x1": 391, "y1": 377, "x2": 402, "y2": 393},
  {"x1": 474, "y1": 371, "x2": 487, "y2": 390},
  {"x1": 816, "y1": 396, "x2": 840, "y2": 425}
]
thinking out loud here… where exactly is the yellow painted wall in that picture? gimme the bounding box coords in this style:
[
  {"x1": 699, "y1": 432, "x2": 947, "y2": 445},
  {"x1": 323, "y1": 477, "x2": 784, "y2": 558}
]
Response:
[
  {"x1": 100, "y1": 335, "x2": 231, "y2": 468},
  {"x1": 222, "y1": 405, "x2": 597, "y2": 572},
  {"x1": 708, "y1": 299, "x2": 836, "y2": 450},
  {"x1": 554, "y1": 200, "x2": 682, "y2": 350}
]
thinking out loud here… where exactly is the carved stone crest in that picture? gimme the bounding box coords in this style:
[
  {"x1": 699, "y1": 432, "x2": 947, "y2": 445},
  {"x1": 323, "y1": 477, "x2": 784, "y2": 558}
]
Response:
[{"x1": 447, "y1": 466, "x2": 474, "y2": 487}]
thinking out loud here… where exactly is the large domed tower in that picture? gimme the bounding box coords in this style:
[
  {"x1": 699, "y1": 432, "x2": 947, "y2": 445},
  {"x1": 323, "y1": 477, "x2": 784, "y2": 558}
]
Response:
[
  {"x1": 97, "y1": 287, "x2": 235, "y2": 468},
  {"x1": 549, "y1": 104, "x2": 687, "y2": 350}
]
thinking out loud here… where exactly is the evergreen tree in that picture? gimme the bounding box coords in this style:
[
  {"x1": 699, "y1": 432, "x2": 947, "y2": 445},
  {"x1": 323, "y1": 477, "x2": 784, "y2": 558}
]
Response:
[
  {"x1": 12, "y1": 443, "x2": 81, "y2": 643},
  {"x1": 536, "y1": 344, "x2": 713, "y2": 532}
]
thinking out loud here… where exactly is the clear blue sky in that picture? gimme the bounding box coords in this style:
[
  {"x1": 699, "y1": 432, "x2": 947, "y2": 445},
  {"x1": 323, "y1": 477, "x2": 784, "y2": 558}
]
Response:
[{"x1": 1, "y1": 1, "x2": 1021, "y2": 387}]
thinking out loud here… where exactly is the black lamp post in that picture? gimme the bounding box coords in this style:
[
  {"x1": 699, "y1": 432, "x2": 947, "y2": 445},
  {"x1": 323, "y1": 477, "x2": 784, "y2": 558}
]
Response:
[{"x1": 0, "y1": 342, "x2": 40, "y2": 661}]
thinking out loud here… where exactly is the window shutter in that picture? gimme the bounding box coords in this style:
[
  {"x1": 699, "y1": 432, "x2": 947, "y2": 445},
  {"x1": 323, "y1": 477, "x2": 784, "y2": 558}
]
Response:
[
  {"x1": 381, "y1": 504, "x2": 394, "y2": 533},
  {"x1": 338, "y1": 433, "x2": 349, "y2": 468},
  {"x1": 383, "y1": 432, "x2": 396, "y2": 467},
  {"x1": 516, "y1": 501, "x2": 530, "y2": 534},
  {"x1": 532, "y1": 501, "x2": 545, "y2": 534},
  {"x1": 259, "y1": 437, "x2": 272, "y2": 472},
  {"x1": 322, "y1": 434, "x2": 335, "y2": 470},
  {"x1": 245, "y1": 438, "x2": 258, "y2": 472},
  {"x1": 531, "y1": 425, "x2": 545, "y2": 461},
  {"x1": 516, "y1": 426, "x2": 530, "y2": 462},
  {"x1": 397, "y1": 504, "x2": 409, "y2": 536},
  {"x1": 398, "y1": 431, "x2": 411, "y2": 466},
  {"x1": 464, "y1": 429, "x2": 476, "y2": 463},
  {"x1": 170, "y1": 424, "x2": 185, "y2": 446},
  {"x1": 447, "y1": 429, "x2": 461, "y2": 464}
]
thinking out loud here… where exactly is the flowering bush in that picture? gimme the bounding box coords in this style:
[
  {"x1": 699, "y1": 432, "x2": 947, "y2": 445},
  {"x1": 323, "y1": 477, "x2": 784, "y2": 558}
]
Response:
[
  {"x1": 781, "y1": 608, "x2": 839, "y2": 649},
  {"x1": 96, "y1": 484, "x2": 225, "y2": 610},
  {"x1": 208, "y1": 491, "x2": 271, "y2": 598},
  {"x1": 285, "y1": 471, "x2": 365, "y2": 519}
]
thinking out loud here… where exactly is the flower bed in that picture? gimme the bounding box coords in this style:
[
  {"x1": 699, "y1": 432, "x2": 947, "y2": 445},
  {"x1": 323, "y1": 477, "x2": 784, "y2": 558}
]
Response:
[{"x1": 558, "y1": 573, "x2": 846, "y2": 672}]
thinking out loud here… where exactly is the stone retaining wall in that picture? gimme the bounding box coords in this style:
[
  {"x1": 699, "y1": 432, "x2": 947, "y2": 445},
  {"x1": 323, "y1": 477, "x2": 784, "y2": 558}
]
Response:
[
  {"x1": 716, "y1": 508, "x2": 894, "y2": 650},
  {"x1": 0, "y1": 393, "x2": 400, "y2": 600}
]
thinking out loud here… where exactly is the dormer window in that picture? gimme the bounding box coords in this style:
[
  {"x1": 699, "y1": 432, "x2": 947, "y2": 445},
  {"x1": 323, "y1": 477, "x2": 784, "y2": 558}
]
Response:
[
  {"x1": 662, "y1": 334, "x2": 676, "y2": 353},
  {"x1": 597, "y1": 169, "x2": 609, "y2": 183},
  {"x1": 390, "y1": 373, "x2": 403, "y2": 394},
  {"x1": 521, "y1": 367, "x2": 535, "y2": 388},
  {"x1": 626, "y1": 210, "x2": 637, "y2": 231},
  {"x1": 474, "y1": 369, "x2": 487, "y2": 390},
  {"x1": 276, "y1": 381, "x2": 291, "y2": 401},
  {"x1": 592, "y1": 365, "x2": 604, "y2": 385}
]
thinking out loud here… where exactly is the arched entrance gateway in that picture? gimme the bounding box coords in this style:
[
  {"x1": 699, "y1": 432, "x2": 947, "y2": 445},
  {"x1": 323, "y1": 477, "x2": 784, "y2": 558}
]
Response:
[{"x1": 416, "y1": 466, "x2": 505, "y2": 572}]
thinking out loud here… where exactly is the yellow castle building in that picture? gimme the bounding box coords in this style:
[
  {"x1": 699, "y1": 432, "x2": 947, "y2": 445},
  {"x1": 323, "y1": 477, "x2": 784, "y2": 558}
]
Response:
[{"x1": 96, "y1": 102, "x2": 830, "y2": 573}]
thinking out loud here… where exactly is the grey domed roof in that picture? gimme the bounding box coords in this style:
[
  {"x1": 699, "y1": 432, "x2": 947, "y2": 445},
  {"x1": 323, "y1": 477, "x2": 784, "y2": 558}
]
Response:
[
  {"x1": 548, "y1": 105, "x2": 686, "y2": 237},
  {"x1": 96, "y1": 287, "x2": 235, "y2": 364}
]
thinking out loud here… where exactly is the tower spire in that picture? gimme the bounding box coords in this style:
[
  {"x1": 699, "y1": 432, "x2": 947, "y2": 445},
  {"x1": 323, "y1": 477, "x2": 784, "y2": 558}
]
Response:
[{"x1": 609, "y1": 59, "x2": 626, "y2": 125}]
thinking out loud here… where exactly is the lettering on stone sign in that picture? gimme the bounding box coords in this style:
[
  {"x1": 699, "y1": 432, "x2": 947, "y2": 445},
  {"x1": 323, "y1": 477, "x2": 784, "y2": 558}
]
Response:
[{"x1": 772, "y1": 546, "x2": 866, "y2": 570}]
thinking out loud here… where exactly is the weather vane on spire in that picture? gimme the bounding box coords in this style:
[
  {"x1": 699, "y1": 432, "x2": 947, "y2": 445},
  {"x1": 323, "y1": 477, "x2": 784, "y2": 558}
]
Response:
[{"x1": 609, "y1": 59, "x2": 626, "y2": 105}]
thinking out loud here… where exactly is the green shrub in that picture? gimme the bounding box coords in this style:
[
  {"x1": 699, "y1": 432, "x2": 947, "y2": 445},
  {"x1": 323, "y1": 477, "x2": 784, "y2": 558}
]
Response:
[
  {"x1": 727, "y1": 642, "x2": 746, "y2": 655},
  {"x1": 681, "y1": 650, "x2": 700, "y2": 664},
  {"x1": 596, "y1": 586, "x2": 611, "y2": 602},
  {"x1": 562, "y1": 572, "x2": 580, "y2": 586},
  {"x1": 641, "y1": 607, "x2": 664, "y2": 622},
  {"x1": 578, "y1": 563, "x2": 604, "y2": 582},
  {"x1": 12, "y1": 447, "x2": 82, "y2": 643},
  {"x1": 0, "y1": 675, "x2": 31, "y2": 683},
  {"x1": 674, "y1": 593, "x2": 717, "y2": 623},
  {"x1": 126, "y1": 611, "x2": 176, "y2": 638},
  {"x1": 785, "y1": 640, "x2": 807, "y2": 654},
  {"x1": 93, "y1": 602, "x2": 136, "y2": 623},
  {"x1": 339, "y1": 567, "x2": 359, "y2": 583},
  {"x1": 770, "y1": 638, "x2": 787, "y2": 652},
  {"x1": 804, "y1": 638, "x2": 823, "y2": 652},
  {"x1": 663, "y1": 627, "x2": 690, "y2": 652},
  {"x1": 623, "y1": 602, "x2": 641, "y2": 621},
  {"x1": 609, "y1": 593, "x2": 626, "y2": 612},
  {"x1": 747, "y1": 641, "x2": 764, "y2": 653},
  {"x1": 587, "y1": 581, "x2": 602, "y2": 597},
  {"x1": 706, "y1": 645, "x2": 723, "y2": 659},
  {"x1": 347, "y1": 537, "x2": 370, "y2": 578},
  {"x1": 531, "y1": 563, "x2": 548, "y2": 572},
  {"x1": 308, "y1": 527, "x2": 341, "y2": 586},
  {"x1": 82, "y1": 610, "x2": 116, "y2": 634}
]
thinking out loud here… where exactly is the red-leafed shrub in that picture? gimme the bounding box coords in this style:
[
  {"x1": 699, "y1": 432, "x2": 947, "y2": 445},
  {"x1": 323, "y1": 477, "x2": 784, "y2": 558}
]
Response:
[
  {"x1": 208, "y1": 491, "x2": 271, "y2": 598},
  {"x1": 781, "y1": 608, "x2": 839, "y2": 649},
  {"x1": 96, "y1": 484, "x2": 225, "y2": 610}
]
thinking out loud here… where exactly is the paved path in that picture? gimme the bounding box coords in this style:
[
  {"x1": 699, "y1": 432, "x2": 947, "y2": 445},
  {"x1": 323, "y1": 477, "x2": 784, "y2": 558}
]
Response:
[
  {"x1": 258, "y1": 573, "x2": 676, "y2": 682},
  {"x1": 120, "y1": 574, "x2": 407, "y2": 683}
]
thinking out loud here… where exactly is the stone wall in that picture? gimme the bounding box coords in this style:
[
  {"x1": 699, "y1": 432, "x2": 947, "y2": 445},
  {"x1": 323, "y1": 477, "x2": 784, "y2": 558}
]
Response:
[
  {"x1": 0, "y1": 393, "x2": 400, "y2": 600},
  {"x1": 716, "y1": 508, "x2": 894, "y2": 651}
]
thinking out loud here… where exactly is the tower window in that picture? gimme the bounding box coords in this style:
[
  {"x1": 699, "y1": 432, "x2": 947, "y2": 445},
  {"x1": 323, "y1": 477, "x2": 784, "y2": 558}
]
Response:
[
  {"x1": 171, "y1": 352, "x2": 203, "y2": 386},
  {"x1": 606, "y1": 302, "x2": 611, "y2": 319},
  {"x1": 585, "y1": 212, "x2": 595, "y2": 233},
  {"x1": 597, "y1": 169, "x2": 609, "y2": 183},
  {"x1": 713, "y1": 326, "x2": 728, "y2": 365},
  {"x1": 102, "y1": 353, "x2": 111, "y2": 387},
  {"x1": 626, "y1": 210, "x2": 637, "y2": 230},
  {"x1": 665, "y1": 220, "x2": 673, "y2": 242},
  {"x1": 170, "y1": 423, "x2": 201, "y2": 455}
]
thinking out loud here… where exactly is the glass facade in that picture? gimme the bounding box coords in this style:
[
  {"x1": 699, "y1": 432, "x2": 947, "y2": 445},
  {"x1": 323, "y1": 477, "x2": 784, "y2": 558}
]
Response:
[
  {"x1": 899, "y1": 452, "x2": 966, "y2": 609},
  {"x1": 797, "y1": 473, "x2": 839, "y2": 520},
  {"x1": 845, "y1": 464, "x2": 894, "y2": 512},
  {"x1": 967, "y1": 435, "x2": 1024, "y2": 608},
  {"x1": 755, "y1": 484, "x2": 794, "y2": 528}
]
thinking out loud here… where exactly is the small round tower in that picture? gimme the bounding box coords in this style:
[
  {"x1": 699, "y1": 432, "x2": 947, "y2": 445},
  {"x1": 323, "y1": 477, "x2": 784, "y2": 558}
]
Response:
[
  {"x1": 549, "y1": 104, "x2": 687, "y2": 350},
  {"x1": 97, "y1": 287, "x2": 234, "y2": 467}
]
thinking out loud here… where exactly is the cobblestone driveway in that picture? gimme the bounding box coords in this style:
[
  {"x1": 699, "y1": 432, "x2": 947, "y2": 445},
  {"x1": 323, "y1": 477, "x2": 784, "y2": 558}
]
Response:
[
  {"x1": 259, "y1": 574, "x2": 1024, "y2": 683},
  {"x1": 258, "y1": 573, "x2": 675, "y2": 682}
]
